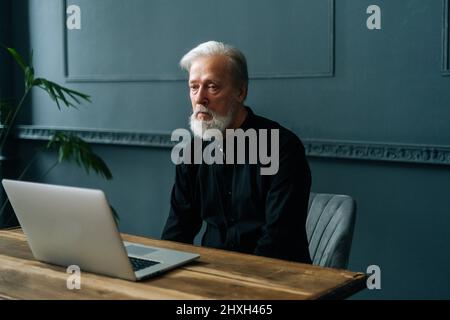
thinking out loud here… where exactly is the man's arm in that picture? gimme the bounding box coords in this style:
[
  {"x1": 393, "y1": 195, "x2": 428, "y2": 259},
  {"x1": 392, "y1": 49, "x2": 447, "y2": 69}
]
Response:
[
  {"x1": 254, "y1": 135, "x2": 312, "y2": 263},
  {"x1": 161, "y1": 163, "x2": 202, "y2": 244}
]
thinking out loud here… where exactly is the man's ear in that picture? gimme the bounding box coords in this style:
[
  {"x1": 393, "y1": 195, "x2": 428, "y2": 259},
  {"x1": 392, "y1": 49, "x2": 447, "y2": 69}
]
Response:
[{"x1": 237, "y1": 83, "x2": 248, "y2": 103}]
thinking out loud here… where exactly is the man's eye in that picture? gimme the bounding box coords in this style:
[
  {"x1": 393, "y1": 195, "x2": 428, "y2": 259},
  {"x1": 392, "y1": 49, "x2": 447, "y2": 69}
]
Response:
[
  {"x1": 190, "y1": 85, "x2": 199, "y2": 91},
  {"x1": 208, "y1": 84, "x2": 218, "y2": 90}
]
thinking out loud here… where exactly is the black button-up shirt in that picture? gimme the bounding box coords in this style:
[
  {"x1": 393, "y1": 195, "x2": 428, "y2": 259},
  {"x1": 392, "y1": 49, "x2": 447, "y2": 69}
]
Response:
[{"x1": 162, "y1": 107, "x2": 312, "y2": 263}]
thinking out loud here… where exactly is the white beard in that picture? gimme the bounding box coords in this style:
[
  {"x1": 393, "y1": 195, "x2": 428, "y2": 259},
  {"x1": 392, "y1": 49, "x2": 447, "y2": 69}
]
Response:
[{"x1": 189, "y1": 104, "x2": 237, "y2": 140}]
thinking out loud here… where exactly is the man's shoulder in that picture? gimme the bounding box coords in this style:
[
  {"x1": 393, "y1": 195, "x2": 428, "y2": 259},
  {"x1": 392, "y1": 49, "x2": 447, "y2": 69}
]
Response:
[{"x1": 250, "y1": 111, "x2": 305, "y2": 149}]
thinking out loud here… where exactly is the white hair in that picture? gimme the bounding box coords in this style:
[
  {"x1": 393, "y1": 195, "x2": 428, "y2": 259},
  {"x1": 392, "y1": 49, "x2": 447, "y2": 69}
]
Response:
[{"x1": 180, "y1": 41, "x2": 249, "y2": 89}]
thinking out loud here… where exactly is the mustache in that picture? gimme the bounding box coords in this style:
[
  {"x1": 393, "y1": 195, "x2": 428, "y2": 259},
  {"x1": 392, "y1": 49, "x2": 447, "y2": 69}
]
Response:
[{"x1": 193, "y1": 105, "x2": 214, "y2": 118}]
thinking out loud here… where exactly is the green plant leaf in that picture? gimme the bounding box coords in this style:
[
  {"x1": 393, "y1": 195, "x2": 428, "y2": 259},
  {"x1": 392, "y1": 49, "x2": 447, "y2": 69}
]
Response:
[
  {"x1": 62, "y1": 86, "x2": 91, "y2": 103},
  {"x1": 64, "y1": 90, "x2": 81, "y2": 104},
  {"x1": 47, "y1": 132, "x2": 113, "y2": 180},
  {"x1": 34, "y1": 78, "x2": 90, "y2": 109},
  {"x1": 5, "y1": 47, "x2": 26, "y2": 72},
  {"x1": 55, "y1": 86, "x2": 69, "y2": 107},
  {"x1": 24, "y1": 66, "x2": 35, "y2": 90},
  {"x1": 0, "y1": 47, "x2": 114, "y2": 225}
]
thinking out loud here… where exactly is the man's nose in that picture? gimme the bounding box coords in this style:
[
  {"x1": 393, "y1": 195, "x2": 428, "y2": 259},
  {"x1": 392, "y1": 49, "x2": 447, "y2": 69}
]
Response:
[{"x1": 196, "y1": 86, "x2": 208, "y2": 106}]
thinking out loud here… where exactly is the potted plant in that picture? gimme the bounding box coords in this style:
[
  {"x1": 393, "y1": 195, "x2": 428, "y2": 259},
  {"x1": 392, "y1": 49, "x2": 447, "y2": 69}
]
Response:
[{"x1": 0, "y1": 47, "x2": 114, "y2": 227}]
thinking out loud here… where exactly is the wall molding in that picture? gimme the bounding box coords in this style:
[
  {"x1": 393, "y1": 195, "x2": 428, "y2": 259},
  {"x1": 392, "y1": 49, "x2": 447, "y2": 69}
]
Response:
[
  {"x1": 305, "y1": 139, "x2": 450, "y2": 165},
  {"x1": 15, "y1": 125, "x2": 450, "y2": 166},
  {"x1": 16, "y1": 125, "x2": 174, "y2": 148},
  {"x1": 62, "y1": 0, "x2": 335, "y2": 82},
  {"x1": 442, "y1": 0, "x2": 450, "y2": 75}
]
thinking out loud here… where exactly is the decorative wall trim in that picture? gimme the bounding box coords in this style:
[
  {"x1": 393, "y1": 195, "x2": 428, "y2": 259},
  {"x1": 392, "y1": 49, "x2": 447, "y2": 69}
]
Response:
[
  {"x1": 442, "y1": 0, "x2": 450, "y2": 76},
  {"x1": 62, "y1": 0, "x2": 335, "y2": 82},
  {"x1": 305, "y1": 139, "x2": 450, "y2": 165},
  {"x1": 15, "y1": 125, "x2": 450, "y2": 166},
  {"x1": 16, "y1": 125, "x2": 174, "y2": 148}
]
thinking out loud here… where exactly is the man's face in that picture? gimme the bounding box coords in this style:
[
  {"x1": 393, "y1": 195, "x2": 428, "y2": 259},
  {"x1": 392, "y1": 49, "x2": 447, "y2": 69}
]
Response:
[{"x1": 188, "y1": 55, "x2": 243, "y2": 126}]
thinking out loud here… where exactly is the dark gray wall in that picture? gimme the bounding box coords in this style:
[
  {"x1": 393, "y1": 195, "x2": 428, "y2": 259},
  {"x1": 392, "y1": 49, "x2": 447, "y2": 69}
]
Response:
[
  {"x1": 0, "y1": 0, "x2": 12, "y2": 227},
  {"x1": 7, "y1": 0, "x2": 450, "y2": 298},
  {"x1": 0, "y1": 0, "x2": 12, "y2": 100}
]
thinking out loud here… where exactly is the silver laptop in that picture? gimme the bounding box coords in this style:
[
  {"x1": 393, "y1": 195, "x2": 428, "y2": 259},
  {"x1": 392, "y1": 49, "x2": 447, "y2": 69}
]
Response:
[{"x1": 2, "y1": 179, "x2": 199, "y2": 281}]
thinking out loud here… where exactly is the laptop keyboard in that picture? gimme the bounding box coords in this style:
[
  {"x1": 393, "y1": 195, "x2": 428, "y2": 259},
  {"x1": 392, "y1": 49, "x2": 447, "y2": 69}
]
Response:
[{"x1": 129, "y1": 256, "x2": 160, "y2": 271}]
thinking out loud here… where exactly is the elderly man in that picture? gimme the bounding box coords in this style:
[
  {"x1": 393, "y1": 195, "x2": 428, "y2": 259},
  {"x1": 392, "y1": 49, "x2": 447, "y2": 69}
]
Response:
[{"x1": 162, "y1": 41, "x2": 312, "y2": 263}]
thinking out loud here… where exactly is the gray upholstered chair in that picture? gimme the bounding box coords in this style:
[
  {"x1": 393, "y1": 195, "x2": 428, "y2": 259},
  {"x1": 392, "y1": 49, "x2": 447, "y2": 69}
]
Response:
[{"x1": 306, "y1": 193, "x2": 356, "y2": 269}]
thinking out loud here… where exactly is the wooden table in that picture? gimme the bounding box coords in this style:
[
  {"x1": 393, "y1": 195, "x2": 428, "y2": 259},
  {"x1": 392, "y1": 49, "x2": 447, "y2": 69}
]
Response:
[{"x1": 0, "y1": 228, "x2": 366, "y2": 300}]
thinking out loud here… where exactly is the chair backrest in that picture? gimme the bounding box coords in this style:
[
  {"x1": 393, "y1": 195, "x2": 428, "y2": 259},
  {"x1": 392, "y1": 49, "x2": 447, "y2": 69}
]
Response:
[{"x1": 306, "y1": 193, "x2": 356, "y2": 269}]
